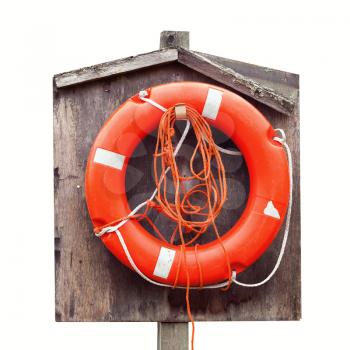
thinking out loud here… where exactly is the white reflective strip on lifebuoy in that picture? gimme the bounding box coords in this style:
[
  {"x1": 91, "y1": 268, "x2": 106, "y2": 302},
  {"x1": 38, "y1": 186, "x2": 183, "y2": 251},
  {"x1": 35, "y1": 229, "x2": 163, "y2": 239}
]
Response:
[
  {"x1": 153, "y1": 247, "x2": 176, "y2": 279},
  {"x1": 93, "y1": 148, "x2": 125, "y2": 170},
  {"x1": 202, "y1": 88, "x2": 223, "y2": 120},
  {"x1": 263, "y1": 201, "x2": 280, "y2": 219}
]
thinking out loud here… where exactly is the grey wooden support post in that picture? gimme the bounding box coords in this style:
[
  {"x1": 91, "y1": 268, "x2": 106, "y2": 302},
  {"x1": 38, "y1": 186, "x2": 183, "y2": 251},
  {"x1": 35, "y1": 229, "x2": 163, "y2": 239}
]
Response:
[
  {"x1": 157, "y1": 322, "x2": 189, "y2": 350},
  {"x1": 157, "y1": 30, "x2": 190, "y2": 350},
  {"x1": 160, "y1": 31, "x2": 190, "y2": 49}
]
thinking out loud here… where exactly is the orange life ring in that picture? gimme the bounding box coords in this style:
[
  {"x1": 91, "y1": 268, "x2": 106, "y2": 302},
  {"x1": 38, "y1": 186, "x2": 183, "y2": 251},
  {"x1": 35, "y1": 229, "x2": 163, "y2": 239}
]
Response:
[{"x1": 85, "y1": 82, "x2": 290, "y2": 287}]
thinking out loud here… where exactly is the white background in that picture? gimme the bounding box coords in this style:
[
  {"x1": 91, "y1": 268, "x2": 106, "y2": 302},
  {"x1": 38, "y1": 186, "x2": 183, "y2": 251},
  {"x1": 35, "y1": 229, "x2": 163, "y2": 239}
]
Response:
[{"x1": 1, "y1": 0, "x2": 350, "y2": 349}]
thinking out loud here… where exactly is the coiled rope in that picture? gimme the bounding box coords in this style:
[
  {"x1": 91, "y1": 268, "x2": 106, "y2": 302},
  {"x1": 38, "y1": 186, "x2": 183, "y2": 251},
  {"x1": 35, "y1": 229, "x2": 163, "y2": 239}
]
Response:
[
  {"x1": 153, "y1": 105, "x2": 233, "y2": 350},
  {"x1": 153, "y1": 104, "x2": 232, "y2": 286}
]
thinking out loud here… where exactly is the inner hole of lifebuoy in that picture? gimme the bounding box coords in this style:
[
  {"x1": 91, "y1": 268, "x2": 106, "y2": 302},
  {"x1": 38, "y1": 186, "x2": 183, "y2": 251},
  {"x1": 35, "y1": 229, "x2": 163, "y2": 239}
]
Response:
[{"x1": 125, "y1": 123, "x2": 250, "y2": 246}]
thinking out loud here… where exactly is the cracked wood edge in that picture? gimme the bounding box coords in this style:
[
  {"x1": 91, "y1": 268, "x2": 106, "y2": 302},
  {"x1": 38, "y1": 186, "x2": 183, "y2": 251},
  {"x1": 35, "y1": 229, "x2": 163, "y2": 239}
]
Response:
[
  {"x1": 194, "y1": 51, "x2": 299, "y2": 89},
  {"x1": 178, "y1": 48, "x2": 297, "y2": 116},
  {"x1": 54, "y1": 49, "x2": 179, "y2": 88}
]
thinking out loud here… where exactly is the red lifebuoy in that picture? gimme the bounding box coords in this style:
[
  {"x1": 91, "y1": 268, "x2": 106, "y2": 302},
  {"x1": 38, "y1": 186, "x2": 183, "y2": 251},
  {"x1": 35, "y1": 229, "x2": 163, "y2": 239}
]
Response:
[{"x1": 85, "y1": 82, "x2": 290, "y2": 287}]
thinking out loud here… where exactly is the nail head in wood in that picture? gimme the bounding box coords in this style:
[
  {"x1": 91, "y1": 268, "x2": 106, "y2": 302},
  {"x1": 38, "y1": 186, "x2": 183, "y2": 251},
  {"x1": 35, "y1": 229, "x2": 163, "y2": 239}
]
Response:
[{"x1": 160, "y1": 31, "x2": 190, "y2": 49}]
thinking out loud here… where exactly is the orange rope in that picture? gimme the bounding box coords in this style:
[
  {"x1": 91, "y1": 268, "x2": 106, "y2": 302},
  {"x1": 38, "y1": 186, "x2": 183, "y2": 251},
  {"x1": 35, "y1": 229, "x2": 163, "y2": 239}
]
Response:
[
  {"x1": 95, "y1": 104, "x2": 232, "y2": 350},
  {"x1": 153, "y1": 105, "x2": 231, "y2": 350}
]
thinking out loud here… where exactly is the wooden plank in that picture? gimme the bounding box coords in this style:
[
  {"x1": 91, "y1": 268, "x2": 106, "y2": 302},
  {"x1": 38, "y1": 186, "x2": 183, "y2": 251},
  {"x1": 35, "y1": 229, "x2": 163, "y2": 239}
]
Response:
[
  {"x1": 54, "y1": 61, "x2": 300, "y2": 322},
  {"x1": 157, "y1": 322, "x2": 188, "y2": 350},
  {"x1": 54, "y1": 49, "x2": 178, "y2": 88},
  {"x1": 178, "y1": 48, "x2": 297, "y2": 116},
  {"x1": 194, "y1": 51, "x2": 299, "y2": 101},
  {"x1": 195, "y1": 51, "x2": 299, "y2": 87},
  {"x1": 160, "y1": 31, "x2": 189, "y2": 49}
]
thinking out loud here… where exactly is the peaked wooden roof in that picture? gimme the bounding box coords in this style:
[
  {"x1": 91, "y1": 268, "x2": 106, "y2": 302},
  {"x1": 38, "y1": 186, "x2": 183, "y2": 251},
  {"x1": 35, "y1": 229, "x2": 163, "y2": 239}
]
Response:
[{"x1": 54, "y1": 40, "x2": 298, "y2": 116}]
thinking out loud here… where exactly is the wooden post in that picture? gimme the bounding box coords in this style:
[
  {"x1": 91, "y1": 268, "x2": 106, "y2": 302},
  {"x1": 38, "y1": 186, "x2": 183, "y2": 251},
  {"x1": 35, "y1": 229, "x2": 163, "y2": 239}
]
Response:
[
  {"x1": 160, "y1": 31, "x2": 190, "y2": 49},
  {"x1": 157, "y1": 322, "x2": 189, "y2": 350},
  {"x1": 158, "y1": 30, "x2": 190, "y2": 350}
]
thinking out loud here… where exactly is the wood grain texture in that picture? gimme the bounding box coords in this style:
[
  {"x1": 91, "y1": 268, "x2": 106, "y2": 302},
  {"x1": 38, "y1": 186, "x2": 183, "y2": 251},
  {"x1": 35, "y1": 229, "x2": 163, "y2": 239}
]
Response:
[
  {"x1": 54, "y1": 62, "x2": 300, "y2": 322},
  {"x1": 54, "y1": 49, "x2": 178, "y2": 88},
  {"x1": 160, "y1": 31, "x2": 190, "y2": 49},
  {"x1": 194, "y1": 51, "x2": 299, "y2": 102},
  {"x1": 178, "y1": 48, "x2": 297, "y2": 116},
  {"x1": 157, "y1": 323, "x2": 188, "y2": 350}
]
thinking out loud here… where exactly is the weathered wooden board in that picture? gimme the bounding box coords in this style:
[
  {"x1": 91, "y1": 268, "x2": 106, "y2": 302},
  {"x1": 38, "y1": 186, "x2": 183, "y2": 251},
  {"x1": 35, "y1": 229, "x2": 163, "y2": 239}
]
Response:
[
  {"x1": 54, "y1": 48, "x2": 178, "y2": 88},
  {"x1": 191, "y1": 50, "x2": 299, "y2": 105},
  {"x1": 160, "y1": 31, "x2": 190, "y2": 49},
  {"x1": 54, "y1": 61, "x2": 300, "y2": 322},
  {"x1": 157, "y1": 322, "x2": 188, "y2": 350},
  {"x1": 178, "y1": 48, "x2": 296, "y2": 116}
]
